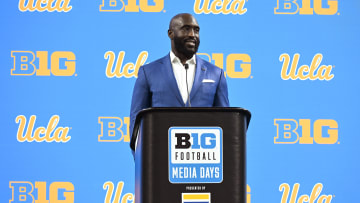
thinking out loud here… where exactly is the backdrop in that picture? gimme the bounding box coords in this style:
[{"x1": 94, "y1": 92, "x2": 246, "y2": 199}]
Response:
[{"x1": 1, "y1": 0, "x2": 359, "y2": 202}]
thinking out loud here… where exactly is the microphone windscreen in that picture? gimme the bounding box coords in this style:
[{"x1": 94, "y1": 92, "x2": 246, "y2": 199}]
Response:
[{"x1": 184, "y1": 64, "x2": 189, "y2": 70}]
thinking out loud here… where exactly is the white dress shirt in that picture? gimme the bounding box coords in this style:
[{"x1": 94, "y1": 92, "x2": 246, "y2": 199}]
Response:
[{"x1": 170, "y1": 51, "x2": 196, "y2": 104}]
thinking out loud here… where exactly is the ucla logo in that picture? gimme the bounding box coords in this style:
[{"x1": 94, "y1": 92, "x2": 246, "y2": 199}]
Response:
[
  {"x1": 198, "y1": 53, "x2": 251, "y2": 79},
  {"x1": 98, "y1": 117, "x2": 130, "y2": 142},
  {"x1": 103, "y1": 181, "x2": 134, "y2": 203},
  {"x1": 279, "y1": 183, "x2": 333, "y2": 203},
  {"x1": 16, "y1": 115, "x2": 71, "y2": 143},
  {"x1": 194, "y1": 0, "x2": 247, "y2": 15},
  {"x1": 169, "y1": 127, "x2": 223, "y2": 183},
  {"x1": 9, "y1": 181, "x2": 74, "y2": 203},
  {"x1": 18, "y1": 0, "x2": 72, "y2": 12},
  {"x1": 11, "y1": 51, "x2": 76, "y2": 76},
  {"x1": 280, "y1": 53, "x2": 334, "y2": 81},
  {"x1": 100, "y1": 0, "x2": 164, "y2": 12},
  {"x1": 274, "y1": 0, "x2": 338, "y2": 15},
  {"x1": 247, "y1": 185, "x2": 251, "y2": 203},
  {"x1": 274, "y1": 119, "x2": 338, "y2": 144},
  {"x1": 104, "y1": 51, "x2": 147, "y2": 78}
]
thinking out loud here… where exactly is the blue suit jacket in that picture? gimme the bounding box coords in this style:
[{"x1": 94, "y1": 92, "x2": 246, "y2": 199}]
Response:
[{"x1": 130, "y1": 54, "x2": 229, "y2": 139}]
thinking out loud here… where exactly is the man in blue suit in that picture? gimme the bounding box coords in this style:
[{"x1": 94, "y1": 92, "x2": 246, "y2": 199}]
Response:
[{"x1": 130, "y1": 13, "x2": 229, "y2": 144}]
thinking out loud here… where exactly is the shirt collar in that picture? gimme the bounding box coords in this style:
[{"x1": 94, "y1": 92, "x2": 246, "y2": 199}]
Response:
[{"x1": 170, "y1": 51, "x2": 196, "y2": 65}]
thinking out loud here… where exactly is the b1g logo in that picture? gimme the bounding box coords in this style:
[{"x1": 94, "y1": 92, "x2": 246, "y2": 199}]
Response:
[
  {"x1": 11, "y1": 51, "x2": 76, "y2": 76},
  {"x1": 98, "y1": 117, "x2": 130, "y2": 142},
  {"x1": 9, "y1": 181, "x2": 74, "y2": 203},
  {"x1": 274, "y1": 119, "x2": 338, "y2": 144},
  {"x1": 274, "y1": 0, "x2": 338, "y2": 15},
  {"x1": 18, "y1": 0, "x2": 72, "y2": 12},
  {"x1": 104, "y1": 51, "x2": 148, "y2": 78},
  {"x1": 279, "y1": 183, "x2": 334, "y2": 203},
  {"x1": 100, "y1": 0, "x2": 164, "y2": 12},
  {"x1": 198, "y1": 53, "x2": 251, "y2": 79},
  {"x1": 279, "y1": 53, "x2": 334, "y2": 81},
  {"x1": 194, "y1": 0, "x2": 247, "y2": 15},
  {"x1": 169, "y1": 127, "x2": 223, "y2": 183}
]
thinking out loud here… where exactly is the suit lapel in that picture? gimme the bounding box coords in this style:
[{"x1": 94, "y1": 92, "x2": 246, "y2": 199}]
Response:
[
  {"x1": 161, "y1": 54, "x2": 184, "y2": 105},
  {"x1": 190, "y1": 56, "x2": 206, "y2": 99}
]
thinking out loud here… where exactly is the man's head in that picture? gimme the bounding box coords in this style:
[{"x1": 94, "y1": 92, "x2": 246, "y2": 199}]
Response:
[{"x1": 168, "y1": 13, "x2": 200, "y2": 62}]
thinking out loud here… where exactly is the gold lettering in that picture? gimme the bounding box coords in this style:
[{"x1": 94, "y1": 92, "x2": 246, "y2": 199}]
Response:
[
  {"x1": 18, "y1": 0, "x2": 72, "y2": 12},
  {"x1": 105, "y1": 51, "x2": 148, "y2": 78},
  {"x1": 210, "y1": 0, "x2": 223, "y2": 14},
  {"x1": 279, "y1": 183, "x2": 290, "y2": 203},
  {"x1": 103, "y1": 181, "x2": 134, "y2": 203},
  {"x1": 194, "y1": 0, "x2": 210, "y2": 14},
  {"x1": 16, "y1": 115, "x2": 36, "y2": 142},
  {"x1": 289, "y1": 183, "x2": 300, "y2": 203},
  {"x1": 15, "y1": 115, "x2": 71, "y2": 143},
  {"x1": 103, "y1": 181, "x2": 114, "y2": 203},
  {"x1": 298, "y1": 195, "x2": 310, "y2": 203},
  {"x1": 50, "y1": 182, "x2": 74, "y2": 203},
  {"x1": 298, "y1": 65, "x2": 309, "y2": 78},
  {"x1": 51, "y1": 51, "x2": 76, "y2": 76},
  {"x1": 280, "y1": 53, "x2": 334, "y2": 80},
  {"x1": 314, "y1": 120, "x2": 338, "y2": 144},
  {"x1": 314, "y1": 0, "x2": 338, "y2": 15},
  {"x1": 230, "y1": 0, "x2": 247, "y2": 15},
  {"x1": 35, "y1": 182, "x2": 48, "y2": 203},
  {"x1": 139, "y1": 0, "x2": 163, "y2": 12},
  {"x1": 122, "y1": 193, "x2": 134, "y2": 203},
  {"x1": 279, "y1": 183, "x2": 333, "y2": 203},
  {"x1": 36, "y1": 51, "x2": 50, "y2": 76},
  {"x1": 194, "y1": 0, "x2": 247, "y2": 15}
]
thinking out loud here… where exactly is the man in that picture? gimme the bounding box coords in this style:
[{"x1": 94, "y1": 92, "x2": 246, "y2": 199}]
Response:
[{"x1": 130, "y1": 13, "x2": 229, "y2": 146}]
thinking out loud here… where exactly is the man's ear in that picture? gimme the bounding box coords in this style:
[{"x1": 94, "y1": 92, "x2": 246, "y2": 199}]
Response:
[{"x1": 168, "y1": 29, "x2": 174, "y2": 39}]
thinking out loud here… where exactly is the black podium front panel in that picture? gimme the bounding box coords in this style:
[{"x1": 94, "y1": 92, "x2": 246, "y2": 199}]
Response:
[{"x1": 133, "y1": 108, "x2": 250, "y2": 203}]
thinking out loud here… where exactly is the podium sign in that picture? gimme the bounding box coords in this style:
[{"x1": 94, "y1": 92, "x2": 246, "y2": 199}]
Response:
[
  {"x1": 131, "y1": 108, "x2": 251, "y2": 203},
  {"x1": 168, "y1": 126, "x2": 223, "y2": 183}
]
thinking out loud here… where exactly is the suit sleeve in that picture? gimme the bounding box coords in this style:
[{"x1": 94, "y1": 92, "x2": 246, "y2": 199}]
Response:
[
  {"x1": 130, "y1": 66, "x2": 151, "y2": 145},
  {"x1": 213, "y1": 69, "x2": 230, "y2": 107}
]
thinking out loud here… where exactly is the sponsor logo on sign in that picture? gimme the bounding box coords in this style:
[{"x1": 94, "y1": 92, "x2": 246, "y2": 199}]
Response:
[
  {"x1": 16, "y1": 115, "x2": 71, "y2": 143},
  {"x1": 18, "y1": 0, "x2": 72, "y2": 12},
  {"x1": 279, "y1": 183, "x2": 334, "y2": 203},
  {"x1": 182, "y1": 193, "x2": 211, "y2": 203},
  {"x1": 169, "y1": 127, "x2": 222, "y2": 183},
  {"x1": 100, "y1": 0, "x2": 164, "y2": 12},
  {"x1": 198, "y1": 53, "x2": 252, "y2": 79},
  {"x1": 279, "y1": 53, "x2": 334, "y2": 81},
  {"x1": 104, "y1": 51, "x2": 147, "y2": 78},
  {"x1": 103, "y1": 181, "x2": 134, "y2": 203},
  {"x1": 11, "y1": 51, "x2": 76, "y2": 76},
  {"x1": 194, "y1": 0, "x2": 247, "y2": 15},
  {"x1": 9, "y1": 181, "x2": 74, "y2": 202},
  {"x1": 274, "y1": 0, "x2": 338, "y2": 15},
  {"x1": 98, "y1": 117, "x2": 130, "y2": 142},
  {"x1": 274, "y1": 119, "x2": 339, "y2": 144}
]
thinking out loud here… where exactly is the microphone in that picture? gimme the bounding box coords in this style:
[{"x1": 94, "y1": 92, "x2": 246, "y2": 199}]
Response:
[{"x1": 184, "y1": 64, "x2": 191, "y2": 107}]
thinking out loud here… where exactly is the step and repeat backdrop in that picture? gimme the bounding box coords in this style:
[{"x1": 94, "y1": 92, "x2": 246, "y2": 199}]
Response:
[{"x1": 1, "y1": 0, "x2": 359, "y2": 202}]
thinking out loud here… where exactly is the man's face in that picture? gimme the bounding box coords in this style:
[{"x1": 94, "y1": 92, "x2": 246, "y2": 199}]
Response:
[{"x1": 171, "y1": 15, "x2": 200, "y2": 58}]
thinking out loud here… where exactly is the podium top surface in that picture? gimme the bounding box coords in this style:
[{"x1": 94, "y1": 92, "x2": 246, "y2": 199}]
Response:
[
  {"x1": 130, "y1": 107, "x2": 251, "y2": 151},
  {"x1": 136, "y1": 107, "x2": 251, "y2": 118}
]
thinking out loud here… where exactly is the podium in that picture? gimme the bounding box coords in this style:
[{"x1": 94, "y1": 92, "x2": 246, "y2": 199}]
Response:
[{"x1": 131, "y1": 107, "x2": 251, "y2": 203}]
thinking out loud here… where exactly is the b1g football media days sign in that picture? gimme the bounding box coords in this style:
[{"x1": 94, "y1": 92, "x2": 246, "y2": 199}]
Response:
[{"x1": 169, "y1": 127, "x2": 223, "y2": 183}]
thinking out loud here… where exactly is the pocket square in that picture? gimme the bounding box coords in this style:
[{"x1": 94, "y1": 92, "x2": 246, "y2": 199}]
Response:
[{"x1": 202, "y1": 79, "x2": 215, "y2": 83}]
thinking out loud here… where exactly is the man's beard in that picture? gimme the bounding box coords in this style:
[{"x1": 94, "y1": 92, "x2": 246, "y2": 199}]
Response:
[{"x1": 174, "y1": 36, "x2": 200, "y2": 58}]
